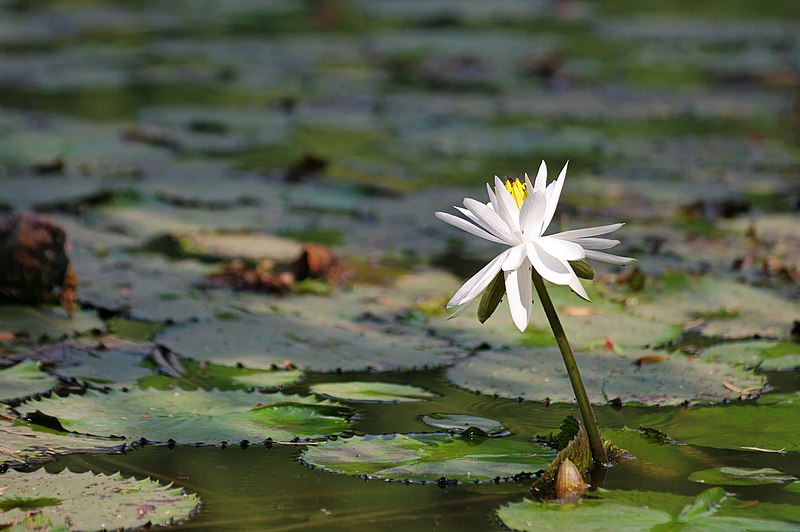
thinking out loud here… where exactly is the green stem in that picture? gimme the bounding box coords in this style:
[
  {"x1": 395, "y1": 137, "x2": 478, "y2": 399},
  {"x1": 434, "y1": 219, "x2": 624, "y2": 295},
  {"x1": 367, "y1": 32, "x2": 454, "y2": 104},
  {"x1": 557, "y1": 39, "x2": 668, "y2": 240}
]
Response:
[{"x1": 531, "y1": 270, "x2": 608, "y2": 467}]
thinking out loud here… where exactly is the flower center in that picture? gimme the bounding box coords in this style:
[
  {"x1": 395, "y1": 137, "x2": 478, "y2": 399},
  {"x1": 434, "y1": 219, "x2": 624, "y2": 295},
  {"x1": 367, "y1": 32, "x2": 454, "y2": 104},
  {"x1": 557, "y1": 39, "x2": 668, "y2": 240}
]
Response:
[{"x1": 503, "y1": 178, "x2": 527, "y2": 210}]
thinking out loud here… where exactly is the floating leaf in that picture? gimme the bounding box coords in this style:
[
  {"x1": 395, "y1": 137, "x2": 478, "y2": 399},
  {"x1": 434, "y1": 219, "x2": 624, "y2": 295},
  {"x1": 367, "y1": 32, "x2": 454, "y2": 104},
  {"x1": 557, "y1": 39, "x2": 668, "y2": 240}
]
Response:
[
  {"x1": 0, "y1": 407, "x2": 124, "y2": 467},
  {"x1": 301, "y1": 433, "x2": 557, "y2": 482},
  {"x1": 603, "y1": 427, "x2": 714, "y2": 481},
  {"x1": 636, "y1": 401, "x2": 800, "y2": 452},
  {"x1": 628, "y1": 275, "x2": 798, "y2": 339},
  {"x1": 0, "y1": 361, "x2": 57, "y2": 402},
  {"x1": 137, "y1": 359, "x2": 302, "y2": 391},
  {"x1": 420, "y1": 414, "x2": 505, "y2": 435},
  {"x1": 310, "y1": 381, "x2": 437, "y2": 403},
  {"x1": 39, "y1": 338, "x2": 155, "y2": 388},
  {"x1": 157, "y1": 313, "x2": 464, "y2": 372},
  {"x1": 446, "y1": 346, "x2": 764, "y2": 405},
  {"x1": 0, "y1": 305, "x2": 103, "y2": 340},
  {"x1": 701, "y1": 340, "x2": 800, "y2": 371},
  {"x1": 0, "y1": 469, "x2": 199, "y2": 530},
  {"x1": 17, "y1": 389, "x2": 353, "y2": 444},
  {"x1": 689, "y1": 467, "x2": 796, "y2": 486},
  {"x1": 497, "y1": 488, "x2": 800, "y2": 531},
  {"x1": 74, "y1": 251, "x2": 218, "y2": 323}
]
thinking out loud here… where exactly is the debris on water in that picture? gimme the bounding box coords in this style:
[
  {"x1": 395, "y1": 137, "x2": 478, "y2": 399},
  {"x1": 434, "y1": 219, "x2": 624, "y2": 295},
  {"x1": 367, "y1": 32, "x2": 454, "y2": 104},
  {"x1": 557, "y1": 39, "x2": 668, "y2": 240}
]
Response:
[
  {"x1": 0, "y1": 212, "x2": 77, "y2": 317},
  {"x1": 208, "y1": 243, "x2": 350, "y2": 294},
  {"x1": 285, "y1": 153, "x2": 329, "y2": 182}
]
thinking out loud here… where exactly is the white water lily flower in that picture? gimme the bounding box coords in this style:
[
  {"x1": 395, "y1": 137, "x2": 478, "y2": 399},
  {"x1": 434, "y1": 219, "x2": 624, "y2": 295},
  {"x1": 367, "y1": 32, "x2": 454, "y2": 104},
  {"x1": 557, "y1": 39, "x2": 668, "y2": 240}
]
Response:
[{"x1": 435, "y1": 161, "x2": 634, "y2": 332}]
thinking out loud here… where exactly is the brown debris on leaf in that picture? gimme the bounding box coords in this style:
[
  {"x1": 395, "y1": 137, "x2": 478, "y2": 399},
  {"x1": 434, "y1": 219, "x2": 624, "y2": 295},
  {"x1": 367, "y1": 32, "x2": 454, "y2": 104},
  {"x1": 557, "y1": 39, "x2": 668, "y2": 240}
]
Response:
[
  {"x1": 208, "y1": 243, "x2": 350, "y2": 294},
  {"x1": 0, "y1": 212, "x2": 78, "y2": 316}
]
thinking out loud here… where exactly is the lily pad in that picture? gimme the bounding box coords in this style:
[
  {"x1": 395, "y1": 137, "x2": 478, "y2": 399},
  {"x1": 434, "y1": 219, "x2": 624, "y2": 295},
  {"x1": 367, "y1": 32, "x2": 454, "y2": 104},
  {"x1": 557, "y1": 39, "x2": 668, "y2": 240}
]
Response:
[
  {"x1": 497, "y1": 487, "x2": 800, "y2": 531},
  {"x1": 73, "y1": 250, "x2": 218, "y2": 323},
  {"x1": 300, "y1": 433, "x2": 557, "y2": 482},
  {"x1": 0, "y1": 305, "x2": 103, "y2": 340},
  {"x1": 137, "y1": 359, "x2": 302, "y2": 391},
  {"x1": 689, "y1": 467, "x2": 796, "y2": 486},
  {"x1": 156, "y1": 312, "x2": 464, "y2": 372},
  {"x1": 627, "y1": 274, "x2": 799, "y2": 339},
  {"x1": 420, "y1": 414, "x2": 506, "y2": 435},
  {"x1": 602, "y1": 427, "x2": 721, "y2": 482},
  {"x1": 310, "y1": 382, "x2": 437, "y2": 403},
  {"x1": 39, "y1": 338, "x2": 156, "y2": 388},
  {"x1": 0, "y1": 361, "x2": 57, "y2": 402},
  {"x1": 0, "y1": 406, "x2": 124, "y2": 467},
  {"x1": 0, "y1": 469, "x2": 200, "y2": 530},
  {"x1": 446, "y1": 346, "x2": 765, "y2": 405},
  {"x1": 700, "y1": 340, "x2": 800, "y2": 371},
  {"x1": 636, "y1": 400, "x2": 800, "y2": 452},
  {"x1": 17, "y1": 389, "x2": 353, "y2": 444}
]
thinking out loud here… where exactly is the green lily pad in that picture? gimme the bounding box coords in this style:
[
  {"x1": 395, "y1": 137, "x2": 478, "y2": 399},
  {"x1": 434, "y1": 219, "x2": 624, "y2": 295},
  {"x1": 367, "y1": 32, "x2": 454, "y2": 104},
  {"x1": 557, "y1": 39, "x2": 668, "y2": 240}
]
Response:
[
  {"x1": 398, "y1": 275, "x2": 678, "y2": 352},
  {"x1": 0, "y1": 305, "x2": 103, "y2": 340},
  {"x1": 689, "y1": 467, "x2": 796, "y2": 486},
  {"x1": 497, "y1": 488, "x2": 800, "y2": 531},
  {"x1": 0, "y1": 469, "x2": 200, "y2": 530},
  {"x1": 701, "y1": 340, "x2": 800, "y2": 371},
  {"x1": 17, "y1": 389, "x2": 353, "y2": 444},
  {"x1": 0, "y1": 119, "x2": 169, "y2": 171},
  {"x1": 73, "y1": 251, "x2": 218, "y2": 323},
  {"x1": 137, "y1": 359, "x2": 302, "y2": 391},
  {"x1": 786, "y1": 482, "x2": 800, "y2": 494},
  {"x1": 40, "y1": 338, "x2": 155, "y2": 388},
  {"x1": 300, "y1": 433, "x2": 557, "y2": 482},
  {"x1": 0, "y1": 406, "x2": 124, "y2": 467},
  {"x1": 446, "y1": 346, "x2": 765, "y2": 405},
  {"x1": 156, "y1": 312, "x2": 464, "y2": 372},
  {"x1": 627, "y1": 274, "x2": 798, "y2": 339},
  {"x1": 310, "y1": 382, "x2": 437, "y2": 403},
  {"x1": 603, "y1": 427, "x2": 715, "y2": 481},
  {"x1": 635, "y1": 401, "x2": 800, "y2": 452},
  {"x1": 420, "y1": 414, "x2": 506, "y2": 435},
  {"x1": 0, "y1": 361, "x2": 57, "y2": 402}
]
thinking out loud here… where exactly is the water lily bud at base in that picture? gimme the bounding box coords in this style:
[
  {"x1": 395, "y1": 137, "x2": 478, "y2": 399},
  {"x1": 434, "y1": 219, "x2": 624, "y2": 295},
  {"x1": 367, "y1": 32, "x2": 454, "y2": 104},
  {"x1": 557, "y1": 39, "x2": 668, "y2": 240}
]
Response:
[{"x1": 555, "y1": 458, "x2": 587, "y2": 501}]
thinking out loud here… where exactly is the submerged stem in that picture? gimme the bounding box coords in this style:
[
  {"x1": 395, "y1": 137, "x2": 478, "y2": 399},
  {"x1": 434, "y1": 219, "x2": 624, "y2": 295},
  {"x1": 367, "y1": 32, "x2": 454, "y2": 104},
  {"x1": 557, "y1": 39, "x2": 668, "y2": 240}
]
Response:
[{"x1": 531, "y1": 270, "x2": 608, "y2": 467}]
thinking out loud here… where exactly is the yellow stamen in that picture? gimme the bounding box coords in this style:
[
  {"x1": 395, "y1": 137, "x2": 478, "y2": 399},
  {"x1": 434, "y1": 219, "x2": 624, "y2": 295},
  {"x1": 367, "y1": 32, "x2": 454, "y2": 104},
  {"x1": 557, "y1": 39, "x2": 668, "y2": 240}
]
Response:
[{"x1": 504, "y1": 178, "x2": 528, "y2": 209}]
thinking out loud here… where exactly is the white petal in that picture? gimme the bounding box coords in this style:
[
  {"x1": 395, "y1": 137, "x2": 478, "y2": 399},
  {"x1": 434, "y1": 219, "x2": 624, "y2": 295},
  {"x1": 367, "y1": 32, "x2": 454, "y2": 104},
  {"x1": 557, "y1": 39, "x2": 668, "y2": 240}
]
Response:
[
  {"x1": 519, "y1": 190, "x2": 546, "y2": 238},
  {"x1": 435, "y1": 212, "x2": 508, "y2": 245},
  {"x1": 447, "y1": 300, "x2": 473, "y2": 319},
  {"x1": 447, "y1": 250, "x2": 508, "y2": 307},
  {"x1": 524, "y1": 172, "x2": 534, "y2": 195},
  {"x1": 540, "y1": 161, "x2": 568, "y2": 233},
  {"x1": 585, "y1": 249, "x2": 636, "y2": 265},
  {"x1": 463, "y1": 198, "x2": 516, "y2": 243},
  {"x1": 572, "y1": 237, "x2": 620, "y2": 250},
  {"x1": 527, "y1": 242, "x2": 573, "y2": 285},
  {"x1": 502, "y1": 244, "x2": 527, "y2": 271},
  {"x1": 493, "y1": 176, "x2": 521, "y2": 232},
  {"x1": 551, "y1": 223, "x2": 624, "y2": 240},
  {"x1": 537, "y1": 236, "x2": 585, "y2": 261},
  {"x1": 533, "y1": 160, "x2": 547, "y2": 194},
  {"x1": 504, "y1": 262, "x2": 533, "y2": 332},
  {"x1": 486, "y1": 182, "x2": 501, "y2": 218},
  {"x1": 568, "y1": 271, "x2": 590, "y2": 301}
]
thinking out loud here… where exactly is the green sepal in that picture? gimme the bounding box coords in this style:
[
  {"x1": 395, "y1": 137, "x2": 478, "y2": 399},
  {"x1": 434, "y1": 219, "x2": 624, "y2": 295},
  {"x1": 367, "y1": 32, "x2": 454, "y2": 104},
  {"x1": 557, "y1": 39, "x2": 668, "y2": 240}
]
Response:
[
  {"x1": 569, "y1": 260, "x2": 595, "y2": 280},
  {"x1": 477, "y1": 271, "x2": 505, "y2": 323}
]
